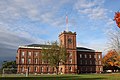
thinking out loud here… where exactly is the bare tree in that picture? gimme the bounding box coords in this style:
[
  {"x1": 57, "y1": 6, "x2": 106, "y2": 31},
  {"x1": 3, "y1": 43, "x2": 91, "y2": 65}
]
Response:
[{"x1": 107, "y1": 29, "x2": 120, "y2": 55}]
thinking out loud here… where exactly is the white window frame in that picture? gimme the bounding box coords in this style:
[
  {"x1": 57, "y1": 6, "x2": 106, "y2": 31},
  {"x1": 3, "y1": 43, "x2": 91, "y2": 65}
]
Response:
[
  {"x1": 29, "y1": 67, "x2": 31, "y2": 72},
  {"x1": 98, "y1": 55, "x2": 101, "y2": 59},
  {"x1": 85, "y1": 54, "x2": 87, "y2": 58},
  {"x1": 80, "y1": 54, "x2": 82, "y2": 58},
  {"x1": 69, "y1": 66, "x2": 72, "y2": 72},
  {"x1": 35, "y1": 66, "x2": 37, "y2": 72},
  {"x1": 22, "y1": 51, "x2": 25, "y2": 56},
  {"x1": 35, "y1": 52, "x2": 38, "y2": 56},
  {"x1": 21, "y1": 67, "x2": 24, "y2": 72},
  {"x1": 28, "y1": 51, "x2": 31, "y2": 56},
  {"x1": 99, "y1": 61, "x2": 101, "y2": 65},
  {"x1": 89, "y1": 55, "x2": 91, "y2": 58},
  {"x1": 21, "y1": 58, "x2": 24, "y2": 64},
  {"x1": 69, "y1": 58, "x2": 72, "y2": 64},
  {"x1": 94, "y1": 55, "x2": 96, "y2": 58},
  {"x1": 28, "y1": 58, "x2": 31, "y2": 64},
  {"x1": 35, "y1": 58, "x2": 38, "y2": 64},
  {"x1": 40, "y1": 67, "x2": 43, "y2": 72},
  {"x1": 69, "y1": 52, "x2": 72, "y2": 57}
]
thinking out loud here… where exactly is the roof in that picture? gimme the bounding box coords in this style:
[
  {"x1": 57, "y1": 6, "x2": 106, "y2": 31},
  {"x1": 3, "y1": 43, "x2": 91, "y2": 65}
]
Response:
[
  {"x1": 77, "y1": 47, "x2": 95, "y2": 52},
  {"x1": 19, "y1": 44, "x2": 51, "y2": 49},
  {"x1": 26, "y1": 44, "x2": 51, "y2": 47},
  {"x1": 19, "y1": 44, "x2": 95, "y2": 52}
]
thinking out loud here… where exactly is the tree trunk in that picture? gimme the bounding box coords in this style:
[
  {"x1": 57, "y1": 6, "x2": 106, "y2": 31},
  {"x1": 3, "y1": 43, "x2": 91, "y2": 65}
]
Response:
[{"x1": 56, "y1": 66, "x2": 59, "y2": 75}]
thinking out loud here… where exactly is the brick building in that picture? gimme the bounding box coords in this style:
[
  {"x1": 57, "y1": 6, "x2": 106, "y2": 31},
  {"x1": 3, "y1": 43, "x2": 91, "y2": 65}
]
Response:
[{"x1": 16, "y1": 31, "x2": 103, "y2": 74}]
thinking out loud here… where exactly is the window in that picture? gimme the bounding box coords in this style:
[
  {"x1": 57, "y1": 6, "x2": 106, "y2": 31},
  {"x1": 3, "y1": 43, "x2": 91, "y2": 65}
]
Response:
[
  {"x1": 69, "y1": 53, "x2": 72, "y2": 57},
  {"x1": 80, "y1": 54, "x2": 82, "y2": 58},
  {"x1": 90, "y1": 67, "x2": 92, "y2": 71},
  {"x1": 80, "y1": 60, "x2": 82, "y2": 64},
  {"x1": 98, "y1": 55, "x2": 101, "y2": 59},
  {"x1": 35, "y1": 52, "x2": 38, "y2": 56},
  {"x1": 41, "y1": 67, "x2": 43, "y2": 72},
  {"x1": 100, "y1": 67, "x2": 102, "y2": 71},
  {"x1": 42, "y1": 60, "x2": 44, "y2": 64},
  {"x1": 35, "y1": 67, "x2": 37, "y2": 72},
  {"x1": 28, "y1": 58, "x2": 31, "y2": 64},
  {"x1": 85, "y1": 54, "x2": 87, "y2": 58},
  {"x1": 94, "y1": 55, "x2": 96, "y2": 58},
  {"x1": 85, "y1": 67, "x2": 87, "y2": 71},
  {"x1": 22, "y1": 51, "x2": 25, "y2": 56},
  {"x1": 95, "y1": 61, "x2": 98, "y2": 65},
  {"x1": 21, "y1": 58, "x2": 24, "y2": 64},
  {"x1": 85, "y1": 60, "x2": 87, "y2": 64},
  {"x1": 90, "y1": 60, "x2": 92, "y2": 64},
  {"x1": 28, "y1": 67, "x2": 31, "y2": 72},
  {"x1": 48, "y1": 67, "x2": 50, "y2": 72},
  {"x1": 40, "y1": 67, "x2": 43, "y2": 72},
  {"x1": 53, "y1": 67, "x2": 55, "y2": 72},
  {"x1": 69, "y1": 58, "x2": 72, "y2": 64},
  {"x1": 28, "y1": 52, "x2": 31, "y2": 56},
  {"x1": 42, "y1": 59, "x2": 46, "y2": 64},
  {"x1": 69, "y1": 66, "x2": 72, "y2": 72},
  {"x1": 89, "y1": 55, "x2": 91, "y2": 58},
  {"x1": 81, "y1": 67, "x2": 83, "y2": 71},
  {"x1": 99, "y1": 61, "x2": 101, "y2": 65},
  {"x1": 21, "y1": 67, "x2": 24, "y2": 72},
  {"x1": 35, "y1": 58, "x2": 38, "y2": 64}
]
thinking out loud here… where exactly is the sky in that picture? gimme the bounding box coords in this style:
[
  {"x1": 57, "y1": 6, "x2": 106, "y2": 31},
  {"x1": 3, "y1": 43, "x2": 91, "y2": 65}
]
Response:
[{"x1": 0, "y1": 0, "x2": 120, "y2": 62}]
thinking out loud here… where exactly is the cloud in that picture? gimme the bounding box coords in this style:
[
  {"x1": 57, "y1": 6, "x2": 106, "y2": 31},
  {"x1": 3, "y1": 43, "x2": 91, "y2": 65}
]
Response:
[
  {"x1": 0, "y1": 0, "x2": 70, "y2": 27},
  {"x1": 74, "y1": 0, "x2": 107, "y2": 20},
  {"x1": 0, "y1": 0, "x2": 71, "y2": 60},
  {"x1": 77, "y1": 38, "x2": 107, "y2": 56}
]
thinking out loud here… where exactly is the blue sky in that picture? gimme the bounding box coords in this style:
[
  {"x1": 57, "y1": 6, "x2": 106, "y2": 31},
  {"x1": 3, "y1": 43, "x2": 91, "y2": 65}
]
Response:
[{"x1": 0, "y1": 0, "x2": 120, "y2": 61}]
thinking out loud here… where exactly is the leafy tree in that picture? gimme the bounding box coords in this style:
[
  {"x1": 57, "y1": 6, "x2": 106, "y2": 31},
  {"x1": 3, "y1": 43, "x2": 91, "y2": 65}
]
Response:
[
  {"x1": 1, "y1": 60, "x2": 17, "y2": 74},
  {"x1": 41, "y1": 41, "x2": 68, "y2": 75},
  {"x1": 103, "y1": 50, "x2": 120, "y2": 72}
]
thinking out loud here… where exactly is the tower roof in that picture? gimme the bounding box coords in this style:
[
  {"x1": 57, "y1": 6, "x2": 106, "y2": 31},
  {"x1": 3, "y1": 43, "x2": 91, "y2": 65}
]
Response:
[{"x1": 59, "y1": 31, "x2": 76, "y2": 36}]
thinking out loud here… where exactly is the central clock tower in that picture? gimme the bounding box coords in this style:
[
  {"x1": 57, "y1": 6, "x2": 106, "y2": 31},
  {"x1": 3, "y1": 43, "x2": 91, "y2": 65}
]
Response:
[{"x1": 59, "y1": 31, "x2": 77, "y2": 74}]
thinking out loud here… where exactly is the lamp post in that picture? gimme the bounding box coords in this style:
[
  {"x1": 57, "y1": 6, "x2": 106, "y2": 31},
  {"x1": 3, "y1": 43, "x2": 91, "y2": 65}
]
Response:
[{"x1": 2, "y1": 68, "x2": 4, "y2": 77}]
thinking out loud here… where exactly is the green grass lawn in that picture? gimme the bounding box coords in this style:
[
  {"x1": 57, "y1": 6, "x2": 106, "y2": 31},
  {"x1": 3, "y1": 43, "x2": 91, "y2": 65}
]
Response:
[{"x1": 0, "y1": 73, "x2": 120, "y2": 80}]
